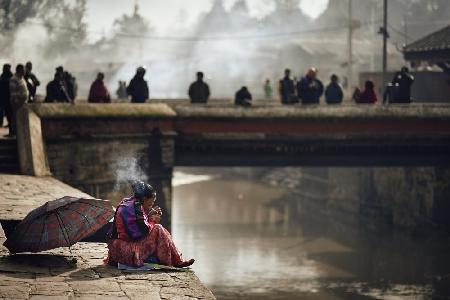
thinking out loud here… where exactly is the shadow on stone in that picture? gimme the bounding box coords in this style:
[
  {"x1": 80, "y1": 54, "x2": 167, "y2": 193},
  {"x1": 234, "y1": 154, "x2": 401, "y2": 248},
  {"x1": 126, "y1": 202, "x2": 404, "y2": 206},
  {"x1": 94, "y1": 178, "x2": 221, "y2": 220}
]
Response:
[
  {"x1": 6, "y1": 253, "x2": 76, "y2": 267},
  {"x1": 0, "y1": 253, "x2": 77, "y2": 279}
]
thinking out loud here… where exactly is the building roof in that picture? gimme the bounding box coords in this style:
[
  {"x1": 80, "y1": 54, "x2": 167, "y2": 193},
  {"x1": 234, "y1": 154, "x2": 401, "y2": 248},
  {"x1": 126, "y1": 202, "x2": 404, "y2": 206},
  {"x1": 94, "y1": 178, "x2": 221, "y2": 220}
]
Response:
[{"x1": 404, "y1": 25, "x2": 450, "y2": 62}]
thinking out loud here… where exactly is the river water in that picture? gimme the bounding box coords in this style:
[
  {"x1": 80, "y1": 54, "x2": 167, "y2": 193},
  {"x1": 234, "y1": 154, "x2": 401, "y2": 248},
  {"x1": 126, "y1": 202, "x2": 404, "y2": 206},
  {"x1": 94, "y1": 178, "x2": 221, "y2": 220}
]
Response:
[{"x1": 171, "y1": 168, "x2": 450, "y2": 300}]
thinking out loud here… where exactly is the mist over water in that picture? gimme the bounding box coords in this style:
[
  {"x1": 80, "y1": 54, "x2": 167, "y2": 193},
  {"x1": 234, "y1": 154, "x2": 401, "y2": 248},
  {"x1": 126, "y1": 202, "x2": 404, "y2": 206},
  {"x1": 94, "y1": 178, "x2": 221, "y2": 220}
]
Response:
[{"x1": 172, "y1": 167, "x2": 450, "y2": 300}]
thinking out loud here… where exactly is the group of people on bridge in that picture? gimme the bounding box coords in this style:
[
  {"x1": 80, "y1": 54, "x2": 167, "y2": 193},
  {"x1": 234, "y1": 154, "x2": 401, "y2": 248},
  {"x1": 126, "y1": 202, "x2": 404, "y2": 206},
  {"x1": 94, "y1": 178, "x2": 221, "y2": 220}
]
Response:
[
  {"x1": 0, "y1": 63, "x2": 78, "y2": 136},
  {"x1": 277, "y1": 67, "x2": 414, "y2": 105},
  {"x1": 0, "y1": 62, "x2": 40, "y2": 136},
  {"x1": 0, "y1": 61, "x2": 415, "y2": 137}
]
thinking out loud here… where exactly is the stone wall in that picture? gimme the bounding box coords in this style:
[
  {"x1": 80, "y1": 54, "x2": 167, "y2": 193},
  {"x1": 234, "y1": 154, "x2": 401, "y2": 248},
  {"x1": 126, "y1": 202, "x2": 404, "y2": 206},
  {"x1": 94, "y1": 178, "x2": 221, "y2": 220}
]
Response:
[
  {"x1": 46, "y1": 135, "x2": 150, "y2": 201},
  {"x1": 45, "y1": 132, "x2": 175, "y2": 230},
  {"x1": 263, "y1": 167, "x2": 449, "y2": 234}
]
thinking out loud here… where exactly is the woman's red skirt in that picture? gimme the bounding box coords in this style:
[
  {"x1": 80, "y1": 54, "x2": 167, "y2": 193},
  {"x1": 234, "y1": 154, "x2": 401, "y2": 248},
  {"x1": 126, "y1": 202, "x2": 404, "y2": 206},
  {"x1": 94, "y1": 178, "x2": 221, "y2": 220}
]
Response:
[{"x1": 105, "y1": 224, "x2": 184, "y2": 267}]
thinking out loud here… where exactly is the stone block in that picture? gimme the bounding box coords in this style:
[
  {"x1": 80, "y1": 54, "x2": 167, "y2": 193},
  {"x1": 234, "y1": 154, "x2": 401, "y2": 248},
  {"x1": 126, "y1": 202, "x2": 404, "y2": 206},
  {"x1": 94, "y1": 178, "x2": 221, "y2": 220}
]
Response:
[
  {"x1": 29, "y1": 296, "x2": 70, "y2": 300},
  {"x1": 16, "y1": 107, "x2": 51, "y2": 176}
]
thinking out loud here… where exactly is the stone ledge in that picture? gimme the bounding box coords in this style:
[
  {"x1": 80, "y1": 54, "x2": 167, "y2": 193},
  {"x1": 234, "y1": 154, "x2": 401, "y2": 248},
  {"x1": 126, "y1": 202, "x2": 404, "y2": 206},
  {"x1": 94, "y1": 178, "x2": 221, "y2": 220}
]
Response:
[
  {"x1": 23, "y1": 102, "x2": 450, "y2": 121},
  {"x1": 171, "y1": 103, "x2": 450, "y2": 120},
  {"x1": 28, "y1": 103, "x2": 177, "y2": 119}
]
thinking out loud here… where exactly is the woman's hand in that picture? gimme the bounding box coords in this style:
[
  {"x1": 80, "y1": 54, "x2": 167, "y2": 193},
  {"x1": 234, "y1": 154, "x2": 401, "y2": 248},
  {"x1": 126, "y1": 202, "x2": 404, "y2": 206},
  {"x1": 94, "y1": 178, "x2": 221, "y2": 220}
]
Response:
[
  {"x1": 148, "y1": 206, "x2": 162, "y2": 223},
  {"x1": 150, "y1": 206, "x2": 162, "y2": 216}
]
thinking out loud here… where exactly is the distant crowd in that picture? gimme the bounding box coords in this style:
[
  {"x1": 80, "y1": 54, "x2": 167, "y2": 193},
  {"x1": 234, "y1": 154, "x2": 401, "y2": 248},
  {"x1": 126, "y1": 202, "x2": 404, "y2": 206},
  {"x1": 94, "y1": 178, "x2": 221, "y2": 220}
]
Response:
[
  {"x1": 276, "y1": 67, "x2": 414, "y2": 105},
  {"x1": 0, "y1": 62, "x2": 414, "y2": 137}
]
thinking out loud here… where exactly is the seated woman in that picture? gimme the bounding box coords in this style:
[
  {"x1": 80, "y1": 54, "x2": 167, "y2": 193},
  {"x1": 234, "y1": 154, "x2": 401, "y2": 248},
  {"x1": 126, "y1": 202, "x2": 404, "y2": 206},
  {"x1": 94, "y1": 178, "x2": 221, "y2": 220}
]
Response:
[
  {"x1": 105, "y1": 181, "x2": 195, "y2": 268},
  {"x1": 353, "y1": 80, "x2": 377, "y2": 104}
]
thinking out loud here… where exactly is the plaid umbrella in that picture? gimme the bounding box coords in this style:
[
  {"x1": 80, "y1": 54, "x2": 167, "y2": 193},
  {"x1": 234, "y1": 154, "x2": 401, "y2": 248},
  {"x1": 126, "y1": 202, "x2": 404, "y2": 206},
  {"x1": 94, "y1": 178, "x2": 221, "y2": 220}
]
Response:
[{"x1": 3, "y1": 196, "x2": 114, "y2": 254}]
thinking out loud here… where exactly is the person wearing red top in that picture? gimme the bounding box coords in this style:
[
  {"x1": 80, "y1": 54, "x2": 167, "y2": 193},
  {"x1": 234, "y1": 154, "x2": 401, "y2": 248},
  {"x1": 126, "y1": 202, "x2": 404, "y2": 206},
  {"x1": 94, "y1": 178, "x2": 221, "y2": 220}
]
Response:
[
  {"x1": 353, "y1": 80, "x2": 377, "y2": 104},
  {"x1": 88, "y1": 72, "x2": 111, "y2": 103}
]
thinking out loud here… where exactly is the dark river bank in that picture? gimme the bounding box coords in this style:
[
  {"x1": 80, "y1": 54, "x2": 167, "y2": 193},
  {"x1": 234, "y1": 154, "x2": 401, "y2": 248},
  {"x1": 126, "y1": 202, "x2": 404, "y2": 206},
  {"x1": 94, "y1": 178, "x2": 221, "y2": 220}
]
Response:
[{"x1": 171, "y1": 168, "x2": 450, "y2": 300}]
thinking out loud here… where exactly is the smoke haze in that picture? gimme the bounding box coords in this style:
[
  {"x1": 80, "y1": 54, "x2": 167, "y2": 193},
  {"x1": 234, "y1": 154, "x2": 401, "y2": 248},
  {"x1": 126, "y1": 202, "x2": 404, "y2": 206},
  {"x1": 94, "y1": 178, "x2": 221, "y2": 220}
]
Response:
[{"x1": 1, "y1": 0, "x2": 449, "y2": 99}]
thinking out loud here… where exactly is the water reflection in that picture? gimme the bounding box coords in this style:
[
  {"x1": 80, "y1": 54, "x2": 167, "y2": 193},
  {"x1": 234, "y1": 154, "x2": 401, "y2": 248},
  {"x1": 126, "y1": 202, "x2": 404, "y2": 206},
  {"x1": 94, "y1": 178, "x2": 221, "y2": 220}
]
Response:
[{"x1": 172, "y1": 168, "x2": 450, "y2": 300}]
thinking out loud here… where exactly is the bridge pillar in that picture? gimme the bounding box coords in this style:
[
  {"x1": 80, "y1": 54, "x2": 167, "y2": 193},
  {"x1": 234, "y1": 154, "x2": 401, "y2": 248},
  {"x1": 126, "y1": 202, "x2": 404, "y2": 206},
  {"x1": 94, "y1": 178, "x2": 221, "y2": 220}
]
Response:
[{"x1": 147, "y1": 129, "x2": 176, "y2": 231}]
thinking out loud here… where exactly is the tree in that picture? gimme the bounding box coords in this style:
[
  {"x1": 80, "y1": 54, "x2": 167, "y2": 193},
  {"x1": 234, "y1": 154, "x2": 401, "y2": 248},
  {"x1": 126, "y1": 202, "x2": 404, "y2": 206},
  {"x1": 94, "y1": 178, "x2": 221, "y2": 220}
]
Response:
[
  {"x1": 0, "y1": 0, "x2": 47, "y2": 49},
  {"x1": 39, "y1": 0, "x2": 87, "y2": 58},
  {"x1": 0, "y1": 0, "x2": 43, "y2": 30},
  {"x1": 0, "y1": 0, "x2": 87, "y2": 57}
]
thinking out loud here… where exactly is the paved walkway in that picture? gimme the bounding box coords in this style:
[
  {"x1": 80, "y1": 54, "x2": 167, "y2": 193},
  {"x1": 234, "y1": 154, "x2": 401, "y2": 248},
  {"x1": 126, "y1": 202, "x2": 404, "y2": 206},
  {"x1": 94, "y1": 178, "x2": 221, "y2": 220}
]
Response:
[
  {"x1": 0, "y1": 174, "x2": 215, "y2": 299},
  {"x1": 0, "y1": 175, "x2": 90, "y2": 221}
]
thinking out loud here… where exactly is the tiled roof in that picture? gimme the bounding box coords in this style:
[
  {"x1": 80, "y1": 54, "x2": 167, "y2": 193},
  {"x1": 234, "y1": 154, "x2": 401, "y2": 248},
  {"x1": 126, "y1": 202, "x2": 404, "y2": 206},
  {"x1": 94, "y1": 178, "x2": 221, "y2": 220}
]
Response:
[{"x1": 404, "y1": 25, "x2": 450, "y2": 53}]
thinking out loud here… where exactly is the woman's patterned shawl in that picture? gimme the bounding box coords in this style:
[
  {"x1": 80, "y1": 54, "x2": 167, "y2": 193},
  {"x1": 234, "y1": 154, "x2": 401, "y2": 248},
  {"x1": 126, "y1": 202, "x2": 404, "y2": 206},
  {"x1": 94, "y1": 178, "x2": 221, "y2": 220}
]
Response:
[{"x1": 110, "y1": 197, "x2": 150, "y2": 241}]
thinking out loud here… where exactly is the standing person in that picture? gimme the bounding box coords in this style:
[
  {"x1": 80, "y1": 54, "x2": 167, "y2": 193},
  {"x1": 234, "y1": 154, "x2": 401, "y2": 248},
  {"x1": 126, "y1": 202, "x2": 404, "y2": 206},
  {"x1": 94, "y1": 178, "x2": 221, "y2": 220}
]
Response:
[
  {"x1": 55, "y1": 66, "x2": 77, "y2": 103},
  {"x1": 24, "y1": 62, "x2": 40, "y2": 102},
  {"x1": 45, "y1": 73, "x2": 70, "y2": 103},
  {"x1": 9, "y1": 64, "x2": 28, "y2": 136},
  {"x1": 116, "y1": 81, "x2": 128, "y2": 99},
  {"x1": 263, "y1": 79, "x2": 273, "y2": 100},
  {"x1": 0, "y1": 64, "x2": 13, "y2": 129},
  {"x1": 127, "y1": 66, "x2": 149, "y2": 103},
  {"x1": 297, "y1": 68, "x2": 324, "y2": 104},
  {"x1": 64, "y1": 71, "x2": 77, "y2": 102},
  {"x1": 188, "y1": 72, "x2": 210, "y2": 103},
  {"x1": 383, "y1": 83, "x2": 398, "y2": 104},
  {"x1": 391, "y1": 66, "x2": 414, "y2": 103},
  {"x1": 88, "y1": 72, "x2": 111, "y2": 103},
  {"x1": 279, "y1": 69, "x2": 297, "y2": 104},
  {"x1": 325, "y1": 74, "x2": 344, "y2": 104},
  {"x1": 353, "y1": 80, "x2": 377, "y2": 104},
  {"x1": 105, "y1": 181, "x2": 195, "y2": 268},
  {"x1": 235, "y1": 86, "x2": 252, "y2": 107}
]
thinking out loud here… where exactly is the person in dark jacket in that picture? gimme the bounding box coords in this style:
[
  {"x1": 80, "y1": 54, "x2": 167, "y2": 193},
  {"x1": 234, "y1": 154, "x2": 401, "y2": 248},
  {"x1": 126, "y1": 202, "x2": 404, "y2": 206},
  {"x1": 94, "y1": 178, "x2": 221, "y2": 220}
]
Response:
[
  {"x1": 188, "y1": 72, "x2": 210, "y2": 103},
  {"x1": 391, "y1": 66, "x2": 414, "y2": 103},
  {"x1": 353, "y1": 80, "x2": 377, "y2": 104},
  {"x1": 9, "y1": 64, "x2": 28, "y2": 136},
  {"x1": 55, "y1": 66, "x2": 76, "y2": 103},
  {"x1": 279, "y1": 68, "x2": 297, "y2": 104},
  {"x1": 298, "y1": 68, "x2": 324, "y2": 104},
  {"x1": 325, "y1": 74, "x2": 343, "y2": 104},
  {"x1": 24, "y1": 61, "x2": 40, "y2": 102},
  {"x1": 64, "y1": 71, "x2": 77, "y2": 102},
  {"x1": 45, "y1": 73, "x2": 71, "y2": 103},
  {"x1": 0, "y1": 64, "x2": 13, "y2": 128},
  {"x1": 88, "y1": 72, "x2": 111, "y2": 103},
  {"x1": 127, "y1": 66, "x2": 149, "y2": 103},
  {"x1": 234, "y1": 86, "x2": 252, "y2": 107}
]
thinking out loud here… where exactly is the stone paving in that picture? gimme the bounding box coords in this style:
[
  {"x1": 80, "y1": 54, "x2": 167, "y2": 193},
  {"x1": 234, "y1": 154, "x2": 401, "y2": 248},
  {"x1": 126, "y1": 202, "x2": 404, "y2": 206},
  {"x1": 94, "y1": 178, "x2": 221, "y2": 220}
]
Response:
[
  {"x1": 0, "y1": 175, "x2": 90, "y2": 221},
  {"x1": 0, "y1": 242, "x2": 214, "y2": 300},
  {"x1": 0, "y1": 174, "x2": 215, "y2": 299}
]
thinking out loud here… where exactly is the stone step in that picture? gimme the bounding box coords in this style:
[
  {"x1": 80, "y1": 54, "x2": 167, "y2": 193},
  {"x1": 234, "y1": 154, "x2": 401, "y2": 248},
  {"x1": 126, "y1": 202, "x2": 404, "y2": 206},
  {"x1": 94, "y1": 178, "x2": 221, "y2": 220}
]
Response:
[
  {"x1": 0, "y1": 139, "x2": 19, "y2": 173},
  {"x1": 0, "y1": 148, "x2": 17, "y2": 156},
  {"x1": 0, "y1": 166, "x2": 20, "y2": 174}
]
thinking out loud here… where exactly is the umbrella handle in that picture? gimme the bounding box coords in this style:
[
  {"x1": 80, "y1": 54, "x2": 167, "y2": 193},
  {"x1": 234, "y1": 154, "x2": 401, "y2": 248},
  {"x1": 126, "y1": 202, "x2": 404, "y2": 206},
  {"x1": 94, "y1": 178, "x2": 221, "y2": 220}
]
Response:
[{"x1": 68, "y1": 247, "x2": 77, "y2": 264}]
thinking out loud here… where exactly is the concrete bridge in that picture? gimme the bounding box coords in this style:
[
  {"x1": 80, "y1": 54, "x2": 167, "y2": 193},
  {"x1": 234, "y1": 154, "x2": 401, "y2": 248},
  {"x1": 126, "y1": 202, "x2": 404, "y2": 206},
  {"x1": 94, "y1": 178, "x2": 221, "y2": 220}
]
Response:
[{"x1": 15, "y1": 102, "x2": 450, "y2": 228}]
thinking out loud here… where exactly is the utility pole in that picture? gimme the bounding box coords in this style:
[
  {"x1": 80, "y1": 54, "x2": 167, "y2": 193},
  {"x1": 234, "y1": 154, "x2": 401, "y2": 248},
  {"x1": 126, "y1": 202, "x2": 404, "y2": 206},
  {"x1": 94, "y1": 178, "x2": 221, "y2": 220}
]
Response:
[
  {"x1": 347, "y1": 0, "x2": 353, "y2": 92},
  {"x1": 403, "y1": 14, "x2": 408, "y2": 45},
  {"x1": 381, "y1": 0, "x2": 389, "y2": 91}
]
